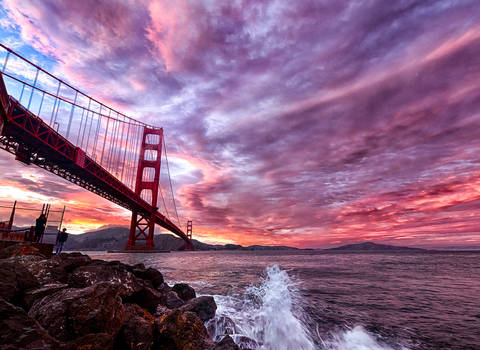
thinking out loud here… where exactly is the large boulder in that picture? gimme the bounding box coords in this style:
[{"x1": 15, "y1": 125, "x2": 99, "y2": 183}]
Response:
[
  {"x1": 132, "y1": 267, "x2": 164, "y2": 289},
  {"x1": 115, "y1": 303, "x2": 155, "y2": 350},
  {"x1": 28, "y1": 282, "x2": 125, "y2": 342},
  {"x1": 0, "y1": 258, "x2": 39, "y2": 305},
  {"x1": 0, "y1": 242, "x2": 46, "y2": 259},
  {"x1": 162, "y1": 291, "x2": 185, "y2": 309},
  {"x1": 12, "y1": 255, "x2": 67, "y2": 285},
  {"x1": 11, "y1": 252, "x2": 90, "y2": 285},
  {"x1": 154, "y1": 309, "x2": 211, "y2": 350},
  {"x1": 23, "y1": 283, "x2": 68, "y2": 310},
  {"x1": 0, "y1": 297, "x2": 59, "y2": 349},
  {"x1": 127, "y1": 287, "x2": 165, "y2": 314},
  {"x1": 157, "y1": 282, "x2": 172, "y2": 294},
  {"x1": 64, "y1": 332, "x2": 114, "y2": 350},
  {"x1": 180, "y1": 296, "x2": 217, "y2": 322},
  {"x1": 211, "y1": 335, "x2": 240, "y2": 350},
  {"x1": 126, "y1": 288, "x2": 184, "y2": 314},
  {"x1": 54, "y1": 252, "x2": 91, "y2": 272},
  {"x1": 68, "y1": 262, "x2": 145, "y2": 296},
  {"x1": 172, "y1": 283, "x2": 196, "y2": 302}
]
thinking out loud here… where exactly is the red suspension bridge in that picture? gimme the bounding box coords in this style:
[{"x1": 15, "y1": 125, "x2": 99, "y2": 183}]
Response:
[{"x1": 0, "y1": 44, "x2": 193, "y2": 251}]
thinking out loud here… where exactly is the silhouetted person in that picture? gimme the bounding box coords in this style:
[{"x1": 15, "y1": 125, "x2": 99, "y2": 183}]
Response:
[
  {"x1": 56, "y1": 228, "x2": 68, "y2": 255},
  {"x1": 34, "y1": 214, "x2": 47, "y2": 243}
]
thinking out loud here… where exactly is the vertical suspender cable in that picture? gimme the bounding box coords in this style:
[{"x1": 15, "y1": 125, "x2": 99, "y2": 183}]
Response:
[
  {"x1": 27, "y1": 69, "x2": 39, "y2": 110},
  {"x1": 92, "y1": 105, "x2": 102, "y2": 160},
  {"x1": 49, "y1": 81, "x2": 61, "y2": 125},
  {"x1": 100, "y1": 105, "x2": 109, "y2": 165},
  {"x1": 120, "y1": 122, "x2": 131, "y2": 182},
  {"x1": 37, "y1": 92, "x2": 45, "y2": 116},
  {"x1": 81, "y1": 98, "x2": 92, "y2": 148},
  {"x1": 66, "y1": 90, "x2": 78, "y2": 139},
  {"x1": 106, "y1": 113, "x2": 118, "y2": 171},
  {"x1": 85, "y1": 106, "x2": 94, "y2": 155},
  {"x1": 163, "y1": 136, "x2": 181, "y2": 225},
  {"x1": 2, "y1": 51, "x2": 10, "y2": 72},
  {"x1": 76, "y1": 107, "x2": 86, "y2": 146},
  {"x1": 124, "y1": 124, "x2": 135, "y2": 188},
  {"x1": 113, "y1": 116, "x2": 125, "y2": 176}
]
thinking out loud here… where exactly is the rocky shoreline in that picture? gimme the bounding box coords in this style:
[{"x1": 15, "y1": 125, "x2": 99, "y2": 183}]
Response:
[{"x1": 0, "y1": 243, "x2": 244, "y2": 350}]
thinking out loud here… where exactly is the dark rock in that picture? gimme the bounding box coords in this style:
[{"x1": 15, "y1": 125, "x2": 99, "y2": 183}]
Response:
[
  {"x1": 127, "y1": 287, "x2": 165, "y2": 314},
  {"x1": 115, "y1": 303, "x2": 155, "y2": 350},
  {"x1": 157, "y1": 282, "x2": 172, "y2": 294},
  {"x1": 172, "y1": 283, "x2": 196, "y2": 302},
  {"x1": 13, "y1": 255, "x2": 68, "y2": 284},
  {"x1": 28, "y1": 282, "x2": 125, "y2": 342},
  {"x1": 154, "y1": 309, "x2": 211, "y2": 350},
  {"x1": 0, "y1": 297, "x2": 59, "y2": 349},
  {"x1": 180, "y1": 296, "x2": 217, "y2": 321},
  {"x1": 0, "y1": 242, "x2": 46, "y2": 259},
  {"x1": 12, "y1": 252, "x2": 90, "y2": 285},
  {"x1": 132, "y1": 267, "x2": 164, "y2": 288},
  {"x1": 0, "y1": 259, "x2": 39, "y2": 305},
  {"x1": 23, "y1": 283, "x2": 68, "y2": 310},
  {"x1": 54, "y1": 252, "x2": 91, "y2": 272},
  {"x1": 68, "y1": 263, "x2": 144, "y2": 296},
  {"x1": 212, "y1": 335, "x2": 240, "y2": 350},
  {"x1": 155, "y1": 305, "x2": 170, "y2": 317},
  {"x1": 64, "y1": 332, "x2": 114, "y2": 350},
  {"x1": 163, "y1": 291, "x2": 185, "y2": 309}
]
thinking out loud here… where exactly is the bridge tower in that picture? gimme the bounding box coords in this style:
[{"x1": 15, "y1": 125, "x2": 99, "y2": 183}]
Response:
[
  {"x1": 186, "y1": 220, "x2": 193, "y2": 251},
  {"x1": 126, "y1": 127, "x2": 163, "y2": 251}
]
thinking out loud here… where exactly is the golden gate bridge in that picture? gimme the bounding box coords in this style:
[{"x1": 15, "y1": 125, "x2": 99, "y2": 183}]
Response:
[{"x1": 0, "y1": 43, "x2": 193, "y2": 251}]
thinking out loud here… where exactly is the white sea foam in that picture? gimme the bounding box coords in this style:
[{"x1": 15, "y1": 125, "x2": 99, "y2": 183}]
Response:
[
  {"x1": 207, "y1": 264, "x2": 315, "y2": 350},
  {"x1": 207, "y1": 264, "x2": 409, "y2": 350},
  {"x1": 322, "y1": 326, "x2": 409, "y2": 350}
]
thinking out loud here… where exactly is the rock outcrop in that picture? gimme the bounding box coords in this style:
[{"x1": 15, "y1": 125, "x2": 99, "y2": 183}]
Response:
[
  {"x1": 28, "y1": 282, "x2": 125, "y2": 342},
  {"x1": 180, "y1": 296, "x2": 217, "y2": 321},
  {"x1": 155, "y1": 309, "x2": 212, "y2": 350},
  {"x1": 0, "y1": 297, "x2": 59, "y2": 349},
  {"x1": 0, "y1": 242, "x2": 250, "y2": 350},
  {"x1": 172, "y1": 283, "x2": 196, "y2": 301}
]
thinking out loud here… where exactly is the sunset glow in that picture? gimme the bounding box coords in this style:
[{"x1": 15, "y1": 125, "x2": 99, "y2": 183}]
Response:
[{"x1": 0, "y1": 1, "x2": 479, "y2": 248}]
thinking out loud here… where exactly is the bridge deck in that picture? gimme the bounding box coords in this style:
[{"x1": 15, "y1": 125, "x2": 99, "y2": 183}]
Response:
[{"x1": 0, "y1": 74, "x2": 190, "y2": 246}]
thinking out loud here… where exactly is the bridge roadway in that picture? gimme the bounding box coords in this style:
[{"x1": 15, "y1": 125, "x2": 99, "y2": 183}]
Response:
[{"x1": 0, "y1": 73, "x2": 191, "y2": 249}]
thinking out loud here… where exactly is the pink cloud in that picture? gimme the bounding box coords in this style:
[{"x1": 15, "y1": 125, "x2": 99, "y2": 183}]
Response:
[{"x1": 1, "y1": 0, "x2": 480, "y2": 248}]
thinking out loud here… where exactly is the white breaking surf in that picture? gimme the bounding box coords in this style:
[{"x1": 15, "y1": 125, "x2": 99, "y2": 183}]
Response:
[{"x1": 207, "y1": 264, "x2": 409, "y2": 350}]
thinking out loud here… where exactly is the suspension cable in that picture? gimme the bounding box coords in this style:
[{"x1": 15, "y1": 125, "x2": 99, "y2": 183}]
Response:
[
  {"x1": 158, "y1": 183, "x2": 170, "y2": 220},
  {"x1": 163, "y1": 136, "x2": 181, "y2": 225}
]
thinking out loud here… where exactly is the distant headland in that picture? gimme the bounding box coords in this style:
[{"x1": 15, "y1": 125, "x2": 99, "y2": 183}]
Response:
[
  {"x1": 67, "y1": 227, "x2": 477, "y2": 252},
  {"x1": 66, "y1": 227, "x2": 299, "y2": 252},
  {"x1": 326, "y1": 241, "x2": 425, "y2": 252}
]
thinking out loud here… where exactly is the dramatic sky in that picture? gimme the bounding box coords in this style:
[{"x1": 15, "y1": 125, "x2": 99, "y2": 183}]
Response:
[{"x1": 0, "y1": 0, "x2": 479, "y2": 248}]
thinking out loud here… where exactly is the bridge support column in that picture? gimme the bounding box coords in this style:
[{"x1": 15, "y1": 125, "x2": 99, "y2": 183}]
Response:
[
  {"x1": 185, "y1": 220, "x2": 193, "y2": 251},
  {"x1": 126, "y1": 127, "x2": 163, "y2": 251}
]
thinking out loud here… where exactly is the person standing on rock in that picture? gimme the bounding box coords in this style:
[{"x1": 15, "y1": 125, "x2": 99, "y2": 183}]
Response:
[
  {"x1": 55, "y1": 228, "x2": 68, "y2": 255},
  {"x1": 34, "y1": 214, "x2": 47, "y2": 243}
]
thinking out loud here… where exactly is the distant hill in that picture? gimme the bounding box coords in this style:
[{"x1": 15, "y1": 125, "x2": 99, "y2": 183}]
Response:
[
  {"x1": 327, "y1": 242, "x2": 425, "y2": 251},
  {"x1": 65, "y1": 226, "x2": 298, "y2": 251}
]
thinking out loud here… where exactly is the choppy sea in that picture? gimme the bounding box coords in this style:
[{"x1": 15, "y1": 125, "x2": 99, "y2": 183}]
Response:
[{"x1": 84, "y1": 250, "x2": 480, "y2": 350}]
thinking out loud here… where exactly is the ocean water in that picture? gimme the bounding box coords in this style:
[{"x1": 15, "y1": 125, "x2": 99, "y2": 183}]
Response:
[{"x1": 85, "y1": 250, "x2": 480, "y2": 350}]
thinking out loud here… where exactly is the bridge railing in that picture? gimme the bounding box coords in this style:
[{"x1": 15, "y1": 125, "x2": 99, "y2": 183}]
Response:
[{"x1": 0, "y1": 44, "x2": 154, "y2": 191}]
